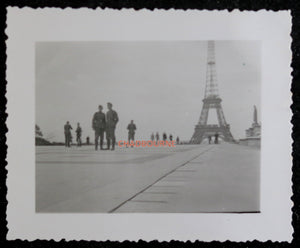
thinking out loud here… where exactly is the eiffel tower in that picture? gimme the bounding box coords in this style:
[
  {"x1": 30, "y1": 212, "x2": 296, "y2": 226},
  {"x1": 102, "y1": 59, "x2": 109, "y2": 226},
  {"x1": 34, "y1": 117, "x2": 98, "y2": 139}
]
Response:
[{"x1": 190, "y1": 41, "x2": 234, "y2": 144}]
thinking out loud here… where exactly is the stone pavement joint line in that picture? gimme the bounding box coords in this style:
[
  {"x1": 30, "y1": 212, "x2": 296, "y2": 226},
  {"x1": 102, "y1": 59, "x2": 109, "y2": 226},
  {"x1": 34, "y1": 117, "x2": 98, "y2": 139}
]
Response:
[
  {"x1": 108, "y1": 146, "x2": 214, "y2": 213},
  {"x1": 36, "y1": 143, "x2": 260, "y2": 213}
]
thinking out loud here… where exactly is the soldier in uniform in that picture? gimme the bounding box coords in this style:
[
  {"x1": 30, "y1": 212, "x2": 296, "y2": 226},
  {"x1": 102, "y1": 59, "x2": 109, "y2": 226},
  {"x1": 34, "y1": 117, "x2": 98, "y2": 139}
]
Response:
[
  {"x1": 76, "y1": 122, "x2": 82, "y2": 147},
  {"x1": 208, "y1": 135, "x2": 212, "y2": 144},
  {"x1": 106, "y1": 102, "x2": 119, "y2": 150},
  {"x1": 155, "y1": 132, "x2": 160, "y2": 141},
  {"x1": 92, "y1": 105, "x2": 106, "y2": 150},
  {"x1": 64, "y1": 121, "x2": 72, "y2": 147},
  {"x1": 163, "y1": 132, "x2": 167, "y2": 141},
  {"x1": 127, "y1": 120, "x2": 137, "y2": 147},
  {"x1": 214, "y1": 133, "x2": 219, "y2": 144}
]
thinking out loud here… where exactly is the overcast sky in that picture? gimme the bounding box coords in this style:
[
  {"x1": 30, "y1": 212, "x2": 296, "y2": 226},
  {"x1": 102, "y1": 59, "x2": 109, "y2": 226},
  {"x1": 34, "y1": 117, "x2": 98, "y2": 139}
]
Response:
[{"x1": 36, "y1": 41, "x2": 260, "y2": 142}]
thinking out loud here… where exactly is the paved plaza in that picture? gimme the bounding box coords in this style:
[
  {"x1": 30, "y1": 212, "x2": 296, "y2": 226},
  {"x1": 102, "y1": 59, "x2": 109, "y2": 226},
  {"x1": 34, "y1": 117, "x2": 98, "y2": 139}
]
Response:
[{"x1": 36, "y1": 143, "x2": 260, "y2": 213}]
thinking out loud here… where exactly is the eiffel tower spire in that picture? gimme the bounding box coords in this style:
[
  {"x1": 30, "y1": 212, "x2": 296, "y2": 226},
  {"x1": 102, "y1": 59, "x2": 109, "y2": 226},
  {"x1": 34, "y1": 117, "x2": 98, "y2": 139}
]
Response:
[
  {"x1": 204, "y1": 41, "x2": 219, "y2": 98},
  {"x1": 190, "y1": 41, "x2": 234, "y2": 144}
]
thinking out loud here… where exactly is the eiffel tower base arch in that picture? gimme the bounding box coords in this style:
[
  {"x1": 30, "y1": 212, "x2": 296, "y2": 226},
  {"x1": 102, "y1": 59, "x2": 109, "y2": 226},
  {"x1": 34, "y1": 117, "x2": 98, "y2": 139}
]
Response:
[{"x1": 190, "y1": 124, "x2": 234, "y2": 144}]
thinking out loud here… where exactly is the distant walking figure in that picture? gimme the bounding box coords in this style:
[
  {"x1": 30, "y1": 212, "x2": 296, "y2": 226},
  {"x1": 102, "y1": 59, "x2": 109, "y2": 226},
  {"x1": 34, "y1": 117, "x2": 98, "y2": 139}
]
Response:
[
  {"x1": 169, "y1": 134, "x2": 173, "y2": 141},
  {"x1": 155, "y1": 132, "x2": 160, "y2": 141},
  {"x1": 86, "y1": 136, "x2": 90, "y2": 145},
  {"x1": 163, "y1": 132, "x2": 167, "y2": 141},
  {"x1": 70, "y1": 133, "x2": 73, "y2": 146},
  {"x1": 176, "y1": 136, "x2": 180, "y2": 144},
  {"x1": 208, "y1": 135, "x2": 212, "y2": 144},
  {"x1": 76, "y1": 123, "x2": 82, "y2": 147},
  {"x1": 92, "y1": 105, "x2": 106, "y2": 150},
  {"x1": 106, "y1": 102, "x2": 119, "y2": 151},
  {"x1": 64, "y1": 121, "x2": 72, "y2": 147},
  {"x1": 214, "y1": 133, "x2": 219, "y2": 144},
  {"x1": 127, "y1": 120, "x2": 137, "y2": 147},
  {"x1": 151, "y1": 133, "x2": 155, "y2": 141}
]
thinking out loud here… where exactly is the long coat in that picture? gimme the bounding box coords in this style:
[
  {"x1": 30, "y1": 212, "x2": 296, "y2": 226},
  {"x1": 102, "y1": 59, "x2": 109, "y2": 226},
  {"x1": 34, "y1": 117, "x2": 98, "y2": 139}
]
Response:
[
  {"x1": 92, "y1": 112, "x2": 106, "y2": 130},
  {"x1": 106, "y1": 110, "x2": 119, "y2": 129}
]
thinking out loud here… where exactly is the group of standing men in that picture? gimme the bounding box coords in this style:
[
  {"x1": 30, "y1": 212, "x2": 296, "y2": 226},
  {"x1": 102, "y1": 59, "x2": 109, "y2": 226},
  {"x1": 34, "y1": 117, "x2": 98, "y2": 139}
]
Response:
[
  {"x1": 92, "y1": 102, "x2": 119, "y2": 150},
  {"x1": 64, "y1": 103, "x2": 186, "y2": 149},
  {"x1": 150, "y1": 132, "x2": 180, "y2": 144},
  {"x1": 64, "y1": 122, "x2": 82, "y2": 147},
  {"x1": 208, "y1": 133, "x2": 219, "y2": 144},
  {"x1": 64, "y1": 102, "x2": 119, "y2": 150}
]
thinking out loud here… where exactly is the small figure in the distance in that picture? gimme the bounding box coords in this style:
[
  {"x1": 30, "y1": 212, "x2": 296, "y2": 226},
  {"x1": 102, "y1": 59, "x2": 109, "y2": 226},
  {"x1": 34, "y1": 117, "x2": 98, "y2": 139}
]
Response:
[
  {"x1": 86, "y1": 136, "x2": 90, "y2": 145},
  {"x1": 127, "y1": 120, "x2": 137, "y2": 148},
  {"x1": 64, "y1": 121, "x2": 72, "y2": 147},
  {"x1": 214, "y1": 133, "x2": 219, "y2": 144},
  {"x1": 176, "y1": 136, "x2": 180, "y2": 144},
  {"x1": 155, "y1": 132, "x2": 160, "y2": 141},
  {"x1": 169, "y1": 134, "x2": 173, "y2": 141},
  {"x1": 151, "y1": 133, "x2": 155, "y2": 141},
  {"x1": 76, "y1": 122, "x2": 82, "y2": 147},
  {"x1": 208, "y1": 135, "x2": 212, "y2": 144},
  {"x1": 163, "y1": 132, "x2": 167, "y2": 141}
]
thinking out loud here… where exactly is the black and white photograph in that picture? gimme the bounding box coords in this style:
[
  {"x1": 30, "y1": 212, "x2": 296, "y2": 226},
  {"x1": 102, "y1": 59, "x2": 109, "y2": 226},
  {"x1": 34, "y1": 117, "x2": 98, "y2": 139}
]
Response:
[
  {"x1": 35, "y1": 40, "x2": 261, "y2": 213},
  {"x1": 6, "y1": 8, "x2": 292, "y2": 241}
]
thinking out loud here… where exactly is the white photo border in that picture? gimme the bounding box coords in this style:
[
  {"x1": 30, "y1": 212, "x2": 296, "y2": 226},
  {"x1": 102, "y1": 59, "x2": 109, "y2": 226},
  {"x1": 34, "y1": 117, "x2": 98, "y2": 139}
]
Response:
[{"x1": 6, "y1": 7, "x2": 292, "y2": 242}]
